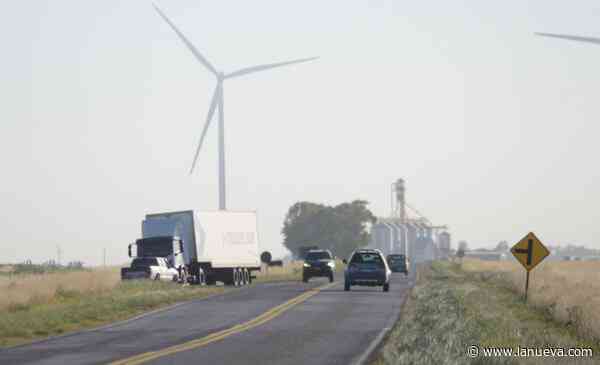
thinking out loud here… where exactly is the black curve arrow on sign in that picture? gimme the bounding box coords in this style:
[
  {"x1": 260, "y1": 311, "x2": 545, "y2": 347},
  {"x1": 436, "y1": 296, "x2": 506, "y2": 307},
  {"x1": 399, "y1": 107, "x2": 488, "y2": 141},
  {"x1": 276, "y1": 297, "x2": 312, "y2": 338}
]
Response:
[{"x1": 514, "y1": 239, "x2": 533, "y2": 265}]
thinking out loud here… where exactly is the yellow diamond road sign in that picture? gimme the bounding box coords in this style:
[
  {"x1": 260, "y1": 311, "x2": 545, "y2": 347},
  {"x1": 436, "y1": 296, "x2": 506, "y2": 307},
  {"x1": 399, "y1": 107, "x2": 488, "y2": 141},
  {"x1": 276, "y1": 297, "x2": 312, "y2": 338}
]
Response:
[{"x1": 511, "y1": 232, "x2": 550, "y2": 271}]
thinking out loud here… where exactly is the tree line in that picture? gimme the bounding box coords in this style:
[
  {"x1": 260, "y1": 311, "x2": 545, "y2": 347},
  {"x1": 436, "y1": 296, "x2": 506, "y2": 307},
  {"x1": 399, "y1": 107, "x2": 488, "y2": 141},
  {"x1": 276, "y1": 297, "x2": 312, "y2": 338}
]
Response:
[{"x1": 282, "y1": 200, "x2": 376, "y2": 259}]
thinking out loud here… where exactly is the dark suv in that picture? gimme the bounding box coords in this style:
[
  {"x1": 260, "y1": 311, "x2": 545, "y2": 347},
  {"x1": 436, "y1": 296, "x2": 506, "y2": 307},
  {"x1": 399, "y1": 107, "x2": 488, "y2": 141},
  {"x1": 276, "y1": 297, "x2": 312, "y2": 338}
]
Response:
[
  {"x1": 343, "y1": 249, "x2": 391, "y2": 292},
  {"x1": 386, "y1": 254, "x2": 409, "y2": 275},
  {"x1": 302, "y1": 249, "x2": 335, "y2": 283}
]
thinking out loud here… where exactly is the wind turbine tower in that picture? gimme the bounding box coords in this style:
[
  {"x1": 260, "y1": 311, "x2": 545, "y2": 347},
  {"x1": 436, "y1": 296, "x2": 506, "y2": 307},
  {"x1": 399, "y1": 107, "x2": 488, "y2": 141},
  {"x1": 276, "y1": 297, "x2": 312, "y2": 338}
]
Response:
[{"x1": 153, "y1": 4, "x2": 318, "y2": 210}]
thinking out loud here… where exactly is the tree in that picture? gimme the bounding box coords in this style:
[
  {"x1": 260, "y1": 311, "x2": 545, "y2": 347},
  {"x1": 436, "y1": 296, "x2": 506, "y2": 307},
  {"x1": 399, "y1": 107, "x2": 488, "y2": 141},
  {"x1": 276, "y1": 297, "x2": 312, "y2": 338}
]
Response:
[
  {"x1": 495, "y1": 241, "x2": 509, "y2": 252},
  {"x1": 282, "y1": 200, "x2": 376, "y2": 259},
  {"x1": 456, "y1": 241, "x2": 468, "y2": 260}
]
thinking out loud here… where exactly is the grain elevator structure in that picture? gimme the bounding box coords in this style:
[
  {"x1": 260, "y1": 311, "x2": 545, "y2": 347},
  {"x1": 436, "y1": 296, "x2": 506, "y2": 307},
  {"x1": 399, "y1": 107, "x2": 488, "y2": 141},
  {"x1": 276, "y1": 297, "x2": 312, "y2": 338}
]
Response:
[{"x1": 369, "y1": 179, "x2": 451, "y2": 265}]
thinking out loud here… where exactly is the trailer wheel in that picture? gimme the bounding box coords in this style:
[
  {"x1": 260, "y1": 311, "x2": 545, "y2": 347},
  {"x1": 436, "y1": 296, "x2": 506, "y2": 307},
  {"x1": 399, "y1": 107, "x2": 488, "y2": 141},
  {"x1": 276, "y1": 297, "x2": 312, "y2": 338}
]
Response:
[
  {"x1": 238, "y1": 269, "x2": 244, "y2": 286},
  {"x1": 234, "y1": 268, "x2": 241, "y2": 287},
  {"x1": 243, "y1": 269, "x2": 250, "y2": 285}
]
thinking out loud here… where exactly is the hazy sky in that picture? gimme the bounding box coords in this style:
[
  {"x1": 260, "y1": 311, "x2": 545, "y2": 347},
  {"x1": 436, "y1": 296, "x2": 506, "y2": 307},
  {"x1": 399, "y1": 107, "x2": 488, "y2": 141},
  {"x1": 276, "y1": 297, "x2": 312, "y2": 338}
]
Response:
[{"x1": 2, "y1": 0, "x2": 599, "y2": 265}]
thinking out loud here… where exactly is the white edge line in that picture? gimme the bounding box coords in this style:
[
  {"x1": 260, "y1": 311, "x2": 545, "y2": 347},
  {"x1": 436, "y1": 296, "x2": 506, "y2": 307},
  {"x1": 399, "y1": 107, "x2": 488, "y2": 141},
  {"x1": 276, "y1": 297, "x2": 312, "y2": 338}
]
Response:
[{"x1": 353, "y1": 279, "x2": 415, "y2": 365}]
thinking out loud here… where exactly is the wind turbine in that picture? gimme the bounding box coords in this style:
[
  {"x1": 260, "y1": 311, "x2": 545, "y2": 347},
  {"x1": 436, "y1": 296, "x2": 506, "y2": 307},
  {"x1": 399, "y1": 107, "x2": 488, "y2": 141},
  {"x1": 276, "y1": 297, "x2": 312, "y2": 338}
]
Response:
[
  {"x1": 536, "y1": 32, "x2": 600, "y2": 45},
  {"x1": 153, "y1": 4, "x2": 318, "y2": 210}
]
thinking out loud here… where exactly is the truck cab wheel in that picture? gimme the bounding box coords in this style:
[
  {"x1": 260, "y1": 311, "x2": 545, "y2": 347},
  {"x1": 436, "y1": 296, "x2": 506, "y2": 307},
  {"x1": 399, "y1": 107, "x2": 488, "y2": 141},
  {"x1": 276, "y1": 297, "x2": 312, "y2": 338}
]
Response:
[
  {"x1": 383, "y1": 283, "x2": 390, "y2": 292},
  {"x1": 154, "y1": 273, "x2": 160, "y2": 281}
]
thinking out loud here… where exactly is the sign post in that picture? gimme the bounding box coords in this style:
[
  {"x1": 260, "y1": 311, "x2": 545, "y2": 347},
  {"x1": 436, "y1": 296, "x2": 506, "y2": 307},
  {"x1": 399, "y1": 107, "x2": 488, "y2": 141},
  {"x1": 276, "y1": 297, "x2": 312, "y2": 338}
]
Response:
[
  {"x1": 524, "y1": 271, "x2": 530, "y2": 301},
  {"x1": 510, "y1": 232, "x2": 550, "y2": 302}
]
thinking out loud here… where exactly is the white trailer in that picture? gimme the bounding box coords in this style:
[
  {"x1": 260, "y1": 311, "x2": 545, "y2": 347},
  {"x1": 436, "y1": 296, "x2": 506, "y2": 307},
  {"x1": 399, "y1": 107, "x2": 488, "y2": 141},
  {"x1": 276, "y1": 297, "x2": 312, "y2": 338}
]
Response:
[{"x1": 134, "y1": 210, "x2": 261, "y2": 286}]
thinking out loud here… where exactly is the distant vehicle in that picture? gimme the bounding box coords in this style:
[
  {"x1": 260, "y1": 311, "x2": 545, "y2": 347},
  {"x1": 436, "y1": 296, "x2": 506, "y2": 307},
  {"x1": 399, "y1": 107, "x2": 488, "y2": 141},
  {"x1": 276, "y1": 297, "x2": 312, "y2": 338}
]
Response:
[
  {"x1": 386, "y1": 254, "x2": 409, "y2": 275},
  {"x1": 464, "y1": 251, "x2": 507, "y2": 261},
  {"x1": 302, "y1": 249, "x2": 335, "y2": 283},
  {"x1": 343, "y1": 249, "x2": 391, "y2": 292},
  {"x1": 128, "y1": 210, "x2": 261, "y2": 286},
  {"x1": 298, "y1": 245, "x2": 319, "y2": 260},
  {"x1": 121, "y1": 257, "x2": 179, "y2": 281}
]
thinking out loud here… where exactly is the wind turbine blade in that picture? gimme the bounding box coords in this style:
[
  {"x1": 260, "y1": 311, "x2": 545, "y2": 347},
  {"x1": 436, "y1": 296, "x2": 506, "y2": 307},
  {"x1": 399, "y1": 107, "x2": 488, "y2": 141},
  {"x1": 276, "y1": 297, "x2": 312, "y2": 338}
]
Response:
[
  {"x1": 190, "y1": 84, "x2": 220, "y2": 174},
  {"x1": 535, "y1": 32, "x2": 600, "y2": 46},
  {"x1": 224, "y1": 57, "x2": 318, "y2": 79},
  {"x1": 153, "y1": 3, "x2": 218, "y2": 76}
]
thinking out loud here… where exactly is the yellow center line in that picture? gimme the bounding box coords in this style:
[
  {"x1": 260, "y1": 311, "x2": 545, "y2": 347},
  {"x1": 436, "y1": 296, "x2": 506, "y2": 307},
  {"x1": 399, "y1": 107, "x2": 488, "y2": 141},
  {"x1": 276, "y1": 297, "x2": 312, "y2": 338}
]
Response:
[{"x1": 110, "y1": 282, "x2": 337, "y2": 365}]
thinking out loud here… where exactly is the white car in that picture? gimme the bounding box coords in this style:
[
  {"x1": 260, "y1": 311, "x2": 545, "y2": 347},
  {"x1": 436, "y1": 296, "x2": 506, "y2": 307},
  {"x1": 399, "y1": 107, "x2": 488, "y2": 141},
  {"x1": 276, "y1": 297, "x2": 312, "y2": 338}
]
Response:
[{"x1": 121, "y1": 257, "x2": 180, "y2": 282}]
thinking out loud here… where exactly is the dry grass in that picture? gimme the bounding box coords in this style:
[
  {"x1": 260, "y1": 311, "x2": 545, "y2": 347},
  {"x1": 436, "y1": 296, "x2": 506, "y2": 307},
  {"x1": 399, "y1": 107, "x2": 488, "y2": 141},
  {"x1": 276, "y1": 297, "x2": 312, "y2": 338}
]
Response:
[
  {"x1": 0, "y1": 268, "x2": 121, "y2": 312},
  {"x1": 254, "y1": 261, "x2": 303, "y2": 282},
  {"x1": 462, "y1": 259, "x2": 600, "y2": 341}
]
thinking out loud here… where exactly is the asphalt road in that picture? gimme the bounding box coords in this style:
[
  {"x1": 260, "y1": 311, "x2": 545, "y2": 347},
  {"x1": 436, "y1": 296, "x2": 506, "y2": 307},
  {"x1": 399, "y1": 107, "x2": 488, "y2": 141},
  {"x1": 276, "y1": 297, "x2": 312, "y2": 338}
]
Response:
[{"x1": 0, "y1": 273, "x2": 414, "y2": 365}]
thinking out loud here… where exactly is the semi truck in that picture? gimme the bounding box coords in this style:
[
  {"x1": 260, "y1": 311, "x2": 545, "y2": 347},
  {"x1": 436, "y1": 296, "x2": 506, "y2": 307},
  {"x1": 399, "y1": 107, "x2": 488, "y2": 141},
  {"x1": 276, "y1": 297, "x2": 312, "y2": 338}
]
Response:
[{"x1": 127, "y1": 210, "x2": 261, "y2": 286}]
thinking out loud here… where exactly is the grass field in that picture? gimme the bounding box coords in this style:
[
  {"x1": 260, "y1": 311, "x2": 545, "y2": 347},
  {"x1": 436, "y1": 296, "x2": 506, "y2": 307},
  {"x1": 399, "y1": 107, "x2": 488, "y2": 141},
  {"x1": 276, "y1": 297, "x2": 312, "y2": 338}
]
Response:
[
  {"x1": 461, "y1": 259, "x2": 600, "y2": 342},
  {"x1": 0, "y1": 268, "x2": 121, "y2": 312},
  {"x1": 373, "y1": 260, "x2": 599, "y2": 365}
]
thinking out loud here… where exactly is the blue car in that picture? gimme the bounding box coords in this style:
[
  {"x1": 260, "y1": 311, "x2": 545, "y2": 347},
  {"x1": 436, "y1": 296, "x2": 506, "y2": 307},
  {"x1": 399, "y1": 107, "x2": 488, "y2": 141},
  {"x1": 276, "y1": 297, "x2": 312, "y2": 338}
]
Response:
[
  {"x1": 343, "y1": 249, "x2": 391, "y2": 292},
  {"x1": 386, "y1": 254, "x2": 409, "y2": 275}
]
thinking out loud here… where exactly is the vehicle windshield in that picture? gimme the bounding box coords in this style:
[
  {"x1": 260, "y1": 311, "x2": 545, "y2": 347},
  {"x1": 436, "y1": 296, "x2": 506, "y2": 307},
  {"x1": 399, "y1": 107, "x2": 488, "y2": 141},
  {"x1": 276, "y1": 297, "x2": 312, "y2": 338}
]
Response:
[
  {"x1": 305, "y1": 251, "x2": 331, "y2": 261},
  {"x1": 136, "y1": 237, "x2": 175, "y2": 258},
  {"x1": 350, "y1": 253, "x2": 385, "y2": 267},
  {"x1": 131, "y1": 258, "x2": 158, "y2": 267},
  {"x1": 388, "y1": 255, "x2": 405, "y2": 264}
]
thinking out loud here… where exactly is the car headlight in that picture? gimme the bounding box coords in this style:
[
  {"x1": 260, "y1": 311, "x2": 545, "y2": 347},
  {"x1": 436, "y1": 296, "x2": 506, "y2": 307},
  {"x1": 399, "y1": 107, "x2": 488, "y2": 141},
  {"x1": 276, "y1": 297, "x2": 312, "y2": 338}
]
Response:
[
  {"x1": 303, "y1": 263, "x2": 310, "y2": 267},
  {"x1": 327, "y1": 261, "x2": 335, "y2": 267}
]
